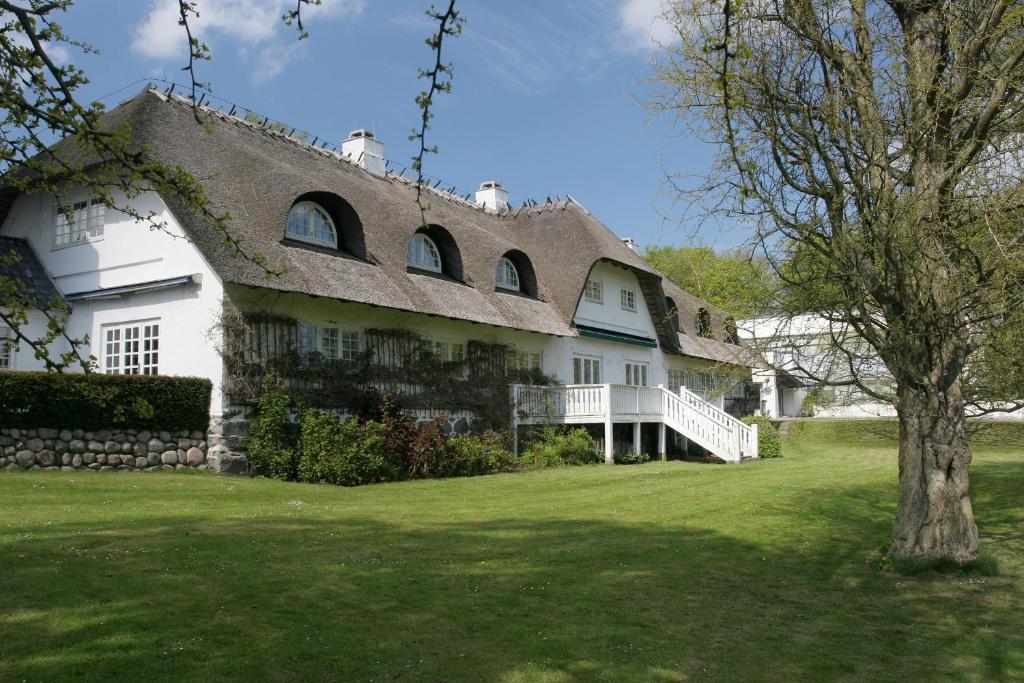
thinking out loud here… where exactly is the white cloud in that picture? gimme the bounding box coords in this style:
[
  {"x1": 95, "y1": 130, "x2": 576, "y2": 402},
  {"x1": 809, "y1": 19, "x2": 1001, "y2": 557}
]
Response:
[
  {"x1": 617, "y1": 0, "x2": 675, "y2": 51},
  {"x1": 131, "y1": 0, "x2": 366, "y2": 78}
]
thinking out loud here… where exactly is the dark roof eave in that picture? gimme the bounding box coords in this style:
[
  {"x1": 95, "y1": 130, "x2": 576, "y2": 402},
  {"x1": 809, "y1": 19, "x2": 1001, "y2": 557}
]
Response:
[{"x1": 227, "y1": 281, "x2": 574, "y2": 339}]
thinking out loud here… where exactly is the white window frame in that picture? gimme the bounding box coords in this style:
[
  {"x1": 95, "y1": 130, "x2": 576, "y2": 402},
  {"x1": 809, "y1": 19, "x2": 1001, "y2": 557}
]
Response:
[
  {"x1": 432, "y1": 338, "x2": 466, "y2": 362},
  {"x1": 496, "y1": 257, "x2": 520, "y2": 291},
  {"x1": 102, "y1": 320, "x2": 159, "y2": 375},
  {"x1": 298, "y1": 324, "x2": 361, "y2": 362},
  {"x1": 666, "y1": 368, "x2": 686, "y2": 393},
  {"x1": 584, "y1": 279, "x2": 603, "y2": 303},
  {"x1": 408, "y1": 233, "x2": 442, "y2": 273},
  {"x1": 625, "y1": 361, "x2": 649, "y2": 387},
  {"x1": 620, "y1": 288, "x2": 637, "y2": 312},
  {"x1": 0, "y1": 325, "x2": 13, "y2": 369},
  {"x1": 572, "y1": 354, "x2": 602, "y2": 384},
  {"x1": 286, "y1": 201, "x2": 337, "y2": 248},
  {"x1": 54, "y1": 196, "x2": 105, "y2": 249},
  {"x1": 507, "y1": 348, "x2": 542, "y2": 371},
  {"x1": 686, "y1": 371, "x2": 717, "y2": 398}
]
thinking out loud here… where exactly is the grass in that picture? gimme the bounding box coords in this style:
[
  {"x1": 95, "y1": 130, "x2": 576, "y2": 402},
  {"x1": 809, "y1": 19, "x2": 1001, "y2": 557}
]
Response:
[{"x1": 1, "y1": 421, "x2": 1022, "y2": 681}]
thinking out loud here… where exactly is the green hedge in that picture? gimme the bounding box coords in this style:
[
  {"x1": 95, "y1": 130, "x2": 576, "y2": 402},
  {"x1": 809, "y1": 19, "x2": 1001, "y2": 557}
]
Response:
[
  {"x1": 0, "y1": 371, "x2": 212, "y2": 431},
  {"x1": 742, "y1": 415, "x2": 783, "y2": 458}
]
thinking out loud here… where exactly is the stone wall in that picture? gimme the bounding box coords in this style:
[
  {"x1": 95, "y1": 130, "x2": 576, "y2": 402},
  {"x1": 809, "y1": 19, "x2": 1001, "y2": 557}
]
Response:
[{"x1": 1, "y1": 426, "x2": 208, "y2": 472}]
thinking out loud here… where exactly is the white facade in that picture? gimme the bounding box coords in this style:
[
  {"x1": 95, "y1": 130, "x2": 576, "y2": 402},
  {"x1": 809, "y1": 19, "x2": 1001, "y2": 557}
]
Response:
[
  {"x1": 1, "y1": 187, "x2": 227, "y2": 415},
  {"x1": 2, "y1": 187, "x2": 748, "y2": 427},
  {"x1": 229, "y1": 259, "x2": 733, "y2": 402}
]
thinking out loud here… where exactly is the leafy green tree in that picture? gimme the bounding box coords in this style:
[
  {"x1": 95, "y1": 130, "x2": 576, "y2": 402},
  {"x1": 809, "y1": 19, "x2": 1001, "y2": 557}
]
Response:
[
  {"x1": 643, "y1": 245, "x2": 775, "y2": 318},
  {"x1": 655, "y1": 0, "x2": 1024, "y2": 563}
]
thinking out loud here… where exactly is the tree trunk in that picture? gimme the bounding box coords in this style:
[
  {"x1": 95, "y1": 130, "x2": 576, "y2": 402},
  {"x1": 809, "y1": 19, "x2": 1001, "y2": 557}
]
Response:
[{"x1": 890, "y1": 382, "x2": 979, "y2": 562}]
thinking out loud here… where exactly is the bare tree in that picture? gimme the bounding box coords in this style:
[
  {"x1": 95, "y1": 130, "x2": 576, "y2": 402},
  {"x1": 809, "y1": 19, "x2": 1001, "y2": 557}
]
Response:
[{"x1": 655, "y1": 0, "x2": 1024, "y2": 562}]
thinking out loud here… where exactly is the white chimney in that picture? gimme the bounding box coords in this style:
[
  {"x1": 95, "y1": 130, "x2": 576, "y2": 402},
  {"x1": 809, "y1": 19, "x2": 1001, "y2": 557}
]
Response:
[
  {"x1": 622, "y1": 237, "x2": 639, "y2": 253},
  {"x1": 475, "y1": 180, "x2": 509, "y2": 212},
  {"x1": 341, "y1": 129, "x2": 386, "y2": 177}
]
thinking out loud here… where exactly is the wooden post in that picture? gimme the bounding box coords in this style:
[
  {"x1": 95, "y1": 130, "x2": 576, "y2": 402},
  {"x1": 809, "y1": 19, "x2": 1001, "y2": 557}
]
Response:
[
  {"x1": 632, "y1": 421, "x2": 641, "y2": 454},
  {"x1": 657, "y1": 384, "x2": 667, "y2": 461},
  {"x1": 510, "y1": 384, "x2": 519, "y2": 456},
  {"x1": 603, "y1": 384, "x2": 614, "y2": 464},
  {"x1": 750, "y1": 421, "x2": 759, "y2": 459}
]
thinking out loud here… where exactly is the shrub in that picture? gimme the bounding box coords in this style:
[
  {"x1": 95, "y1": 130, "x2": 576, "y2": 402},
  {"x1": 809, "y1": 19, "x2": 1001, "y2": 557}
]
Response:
[
  {"x1": 297, "y1": 412, "x2": 395, "y2": 486},
  {"x1": 248, "y1": 386, "x2": 521, "y2": 485},
  {"x1": 0, "y1": 370, "x2": 211, "y2": 431},
  {"x1": 445, "y1": 432, "x2": 519, "y2": 477},
  {"x1": 615, "y1": 450, "x2": 651, "y2": 465},
  {"x1": 404, "y1": 416, "x2": 451, "y2": 479},
  {"x1": 247, "y1": 374, "x2": 299, "y2": 480},
  {"x1": 520, "y1": 427, "x2": 602, "y2": 468},
  {"x1": 742, "y1": 415, "x2": 783, "y2": 458}
]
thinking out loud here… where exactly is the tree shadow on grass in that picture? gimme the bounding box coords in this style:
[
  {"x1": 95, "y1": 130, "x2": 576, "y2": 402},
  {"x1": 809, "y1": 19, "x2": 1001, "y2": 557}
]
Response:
[
  {"x1": 766, "y1": 455, "x2": 1024, "y2": 682},
  {"x1": 2, "y1": 484, "x2": 1022, "y2": 683}
]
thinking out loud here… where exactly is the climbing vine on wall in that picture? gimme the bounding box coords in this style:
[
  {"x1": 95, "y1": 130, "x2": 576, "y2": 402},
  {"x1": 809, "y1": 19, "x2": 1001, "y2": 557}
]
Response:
[{"x1": 218, "y1": 309, "x2": 555, "y2": 429}]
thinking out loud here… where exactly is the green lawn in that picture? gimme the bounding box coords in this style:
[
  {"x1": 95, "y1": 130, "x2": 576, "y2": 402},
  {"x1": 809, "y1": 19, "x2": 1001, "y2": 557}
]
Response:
[{"x1": 1, "y1": 422, "x2": 1022, "y2": 681}]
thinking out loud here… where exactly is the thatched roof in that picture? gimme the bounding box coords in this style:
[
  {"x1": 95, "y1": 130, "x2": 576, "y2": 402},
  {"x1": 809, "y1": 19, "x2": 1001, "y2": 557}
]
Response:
[{"x1": 2, "y1": 87, "x2": 749, "y2": 365}]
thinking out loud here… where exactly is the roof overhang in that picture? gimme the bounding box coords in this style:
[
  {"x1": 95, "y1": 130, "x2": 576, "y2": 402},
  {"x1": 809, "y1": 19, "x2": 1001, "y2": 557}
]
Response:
[
  {"x1": 576, "y1": 324, "x2": 658, "y2": 348},
  {"x1": 65, "y1": 273, "x2": 201, "y2": 301}
]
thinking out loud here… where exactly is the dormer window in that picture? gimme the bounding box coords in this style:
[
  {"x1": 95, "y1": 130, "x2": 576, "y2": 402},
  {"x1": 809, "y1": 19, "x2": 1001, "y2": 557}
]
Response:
[
  {"x1": 584, "y1": 279, "x2": 603, "y2": 303},
  {"x1": 496, "y1": 257, "x2": 520, "y2": 291},
  {"x1": 287, "y1": 201, "x2": 337, "y2": 248},
  {"x1": 408, "y1": 232, "x2": 442, "y2": 272}
]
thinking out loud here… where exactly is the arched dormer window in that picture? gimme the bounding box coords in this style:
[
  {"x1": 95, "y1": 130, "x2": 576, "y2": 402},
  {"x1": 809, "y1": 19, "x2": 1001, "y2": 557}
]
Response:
[
  {"x1": 287, "y1": 201, "x2": 337, "y2": 248},
  {"x1": 408, "y1": 233, "x2": 442, "y2": 273},
  {"x1": 496, "y1": 257, "x2": 520, "y2": 291},
  {"x1": 497, "y1": 250, "x2": 538, "y2": 297}
]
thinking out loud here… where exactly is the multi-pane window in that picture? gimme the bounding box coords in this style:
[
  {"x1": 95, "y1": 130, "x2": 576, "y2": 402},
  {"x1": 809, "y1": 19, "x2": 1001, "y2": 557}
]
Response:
[
  {"x1": 432, "y1": 339, "x2": 466, "y2": 362},
  {"x1": 686, "y1": 371, "x2": 717, "y2": 398},
  {"x1": 584, "y1": 279, "x2": 603, "y2": 303},
  {"x1": 625, "y1": 362, "x2": 649, "y2": 387},
  {"x1": 286, "y1": 201, "x2": 337, "y2": 247},
  {"x1": 408, "y1": 233, "x2": 442, "y2": 272},
  {"x1": 667, "y1": 368, "x2": 686, "y2": 393},
  {"x1": 496, "y1": 257, "x2": 520, "y2": 291},
  {"x1": 620, "y1": 288, "x2": 637, "y2": 312},
  {"x1": 54, "y1": 197, "x2": 104, "y2": 247},
  {"x1": 507, "y1": 349, "x2": 542, "y2": 371},
  {"x1": 298, "y1": 324, "x2": 360, "y2": 362},
  {"x1": 572, "y1": 355, "x2": 602, "y2": 384},
  {"x1": 103, "y1": 321, "x2": 159, "y2": 375},
  {"x1": 0, "y1": 326, "x2": 12, "y2": 369}
]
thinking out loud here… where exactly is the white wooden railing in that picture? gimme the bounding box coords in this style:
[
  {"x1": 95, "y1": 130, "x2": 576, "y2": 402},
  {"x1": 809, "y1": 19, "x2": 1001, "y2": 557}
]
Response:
[{"x1": 511, "y1": 383, "x2": 759, "y2": 462}]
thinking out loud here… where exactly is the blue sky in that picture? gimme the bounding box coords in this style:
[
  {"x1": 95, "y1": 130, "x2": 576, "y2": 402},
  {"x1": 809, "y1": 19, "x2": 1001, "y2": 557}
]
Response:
[{"x1": 57, "y1": 0, "x2": 748, "y2": 251}]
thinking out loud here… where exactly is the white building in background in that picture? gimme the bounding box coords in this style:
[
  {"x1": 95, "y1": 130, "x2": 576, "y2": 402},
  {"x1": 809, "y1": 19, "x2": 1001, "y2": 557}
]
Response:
[
  {"x1": 0, "y1": 87, "x2": 760, "y2": 470},
  {"x1": 739, "y1": 313, "x2": 1024, "y2": 421},
  {"x1": 738, "y1": 314, "x2": 897, "y2": 419}
]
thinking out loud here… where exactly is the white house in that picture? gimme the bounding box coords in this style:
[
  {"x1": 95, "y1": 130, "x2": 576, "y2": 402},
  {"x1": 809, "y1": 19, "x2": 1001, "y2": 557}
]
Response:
[
  {"x1": 738, "y1": 314, "x2": 897, "y2": 418},
  {"x1": 739, "y1": 313, "x2": 1024, "y2": 421},
  {"x1": 0, "y1": 87, "x2": 760, "y2": 469}
]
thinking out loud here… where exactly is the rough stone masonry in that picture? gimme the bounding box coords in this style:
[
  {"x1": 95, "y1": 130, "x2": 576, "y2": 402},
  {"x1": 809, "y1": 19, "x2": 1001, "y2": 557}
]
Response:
[{"x1": 0, "y1": 426, "x2": 208, "y2": 472}]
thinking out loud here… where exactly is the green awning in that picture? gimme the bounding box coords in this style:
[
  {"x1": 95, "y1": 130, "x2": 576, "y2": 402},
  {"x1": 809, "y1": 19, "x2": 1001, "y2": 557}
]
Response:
[{"x1": 576, "y1": 325, "x2": 658, "y2": 348}]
